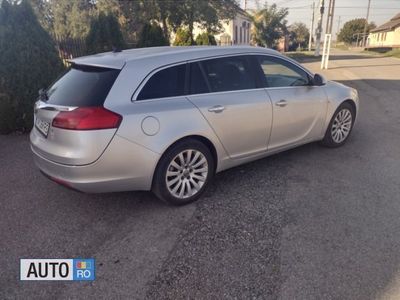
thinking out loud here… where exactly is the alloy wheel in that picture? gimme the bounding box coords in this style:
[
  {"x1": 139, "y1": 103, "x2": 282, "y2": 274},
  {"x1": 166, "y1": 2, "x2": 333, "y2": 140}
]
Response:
[
  {"x1": 165, "y1": 149, "x2": 208, "y2": 199},
  {"x1": 331, "y1": 108, "x2": 353, "y2": 143}
]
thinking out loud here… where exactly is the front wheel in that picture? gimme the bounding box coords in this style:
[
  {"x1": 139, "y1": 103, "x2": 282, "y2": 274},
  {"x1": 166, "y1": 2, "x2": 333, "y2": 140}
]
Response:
[
  {"x1": 321, "y1": 102, "x2": 355, "y2": 148},
  {"x1": 152, "y1": 139, "x2": 214, "y2": 206}
]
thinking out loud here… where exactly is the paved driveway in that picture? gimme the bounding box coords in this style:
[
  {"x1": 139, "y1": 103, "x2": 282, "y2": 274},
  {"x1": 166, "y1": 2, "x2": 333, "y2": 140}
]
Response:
[{"x1": 1, "y1": 50, "x2": 400, "y2": 299}]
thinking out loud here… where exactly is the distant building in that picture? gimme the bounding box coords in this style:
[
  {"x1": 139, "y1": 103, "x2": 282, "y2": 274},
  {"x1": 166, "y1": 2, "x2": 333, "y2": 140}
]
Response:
[
  {"x1": 191, "y1": 8, "x2": 253, "y2": 46},
  {"x1": 368, "y1": 13, "x2": 400, "y2": 49}
]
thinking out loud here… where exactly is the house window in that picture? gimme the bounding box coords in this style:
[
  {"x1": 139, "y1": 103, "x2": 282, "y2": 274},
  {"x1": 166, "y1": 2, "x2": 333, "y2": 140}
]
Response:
[
  {"x1": 234, "y1": 25, "x2": 238, "y2": 44},
  {"x1": 240, "y1": 27, "x2": 242, "y2": 44}
]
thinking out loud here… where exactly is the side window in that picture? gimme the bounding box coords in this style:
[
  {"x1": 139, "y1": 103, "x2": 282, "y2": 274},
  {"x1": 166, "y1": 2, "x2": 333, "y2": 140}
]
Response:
[
  {"x1": 137, "y1": 64, "x2": 186, "y2": 100},
  {"x1": 258, "y1": 56, "x2": 310, "y2": 88},
  {"x1": 200, "y1": 56, "x2": 257, "y2": 93},
  {"x1": 189, "y1": 62, "x2": 209, "y2": 95}
]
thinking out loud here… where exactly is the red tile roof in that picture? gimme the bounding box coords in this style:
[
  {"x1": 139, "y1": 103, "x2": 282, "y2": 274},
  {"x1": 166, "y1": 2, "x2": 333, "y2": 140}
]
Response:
[{"x1": 370, "y1": 13, "x2": 400, "y2": 33}]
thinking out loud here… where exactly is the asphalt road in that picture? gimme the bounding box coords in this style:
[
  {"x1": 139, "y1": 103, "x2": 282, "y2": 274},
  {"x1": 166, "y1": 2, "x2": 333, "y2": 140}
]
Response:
[{"x1": 1, "y1": 50, "x2": 400, "y2": 299}]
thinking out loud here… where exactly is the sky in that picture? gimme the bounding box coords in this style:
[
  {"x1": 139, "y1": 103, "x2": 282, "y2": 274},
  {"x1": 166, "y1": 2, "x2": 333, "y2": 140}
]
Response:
[{"x1": 239, "y1": 0, "x2": 400, "y2": 36}]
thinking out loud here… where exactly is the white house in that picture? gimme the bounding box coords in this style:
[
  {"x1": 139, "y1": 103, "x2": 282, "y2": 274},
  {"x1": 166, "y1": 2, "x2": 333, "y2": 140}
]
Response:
[{"x1": 368, "y1": 13, "x2": 400, "y2": 49}]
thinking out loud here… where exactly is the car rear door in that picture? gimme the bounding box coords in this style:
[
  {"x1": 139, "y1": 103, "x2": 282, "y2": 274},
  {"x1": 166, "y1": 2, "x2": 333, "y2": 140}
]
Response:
[
  {"x1": 30, "y1": 64, "x2": 122, "y2": 165},
  {"x1": 255, "y1": 55, "x2": 327, "y2": 150},
  {"x1": 187, "y1": 55, "x2": 273, "y2": 159}
]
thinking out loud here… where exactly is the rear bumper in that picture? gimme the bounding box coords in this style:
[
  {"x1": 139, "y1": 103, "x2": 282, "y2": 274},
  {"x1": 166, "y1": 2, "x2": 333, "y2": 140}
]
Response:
[{"x1": 31, "y1": 134, "x2": 160, "y2": 193}]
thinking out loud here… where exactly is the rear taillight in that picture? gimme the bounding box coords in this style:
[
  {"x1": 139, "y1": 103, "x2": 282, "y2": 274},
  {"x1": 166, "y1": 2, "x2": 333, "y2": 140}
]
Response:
[{"x1": 52, "y1": 107, "x2": 122, "y2": 130}]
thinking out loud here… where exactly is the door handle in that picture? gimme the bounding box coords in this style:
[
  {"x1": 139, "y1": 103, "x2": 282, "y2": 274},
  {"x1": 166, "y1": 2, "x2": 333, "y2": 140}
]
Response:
[
  {"x1": 208, "y1": 105, "x2": 225, "y2": 113},
  {"x1": 275, "y1": 100, "x2": 288, "y2": 107}
]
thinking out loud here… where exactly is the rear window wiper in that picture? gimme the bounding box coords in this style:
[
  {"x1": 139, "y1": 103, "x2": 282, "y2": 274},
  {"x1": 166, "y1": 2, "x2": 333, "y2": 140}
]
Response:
[{"x1": 38, "y1": 88, "x2": 48, "y2": 101}]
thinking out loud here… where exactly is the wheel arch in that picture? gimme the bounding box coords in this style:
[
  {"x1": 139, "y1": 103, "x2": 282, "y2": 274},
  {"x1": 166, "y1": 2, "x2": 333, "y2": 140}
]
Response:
[
  {"x1": 342, "y1": 99, "x2": 357, "y2": 118},
  {"x1": 323, "y1": 98, "x2": 358, "y2": 134},
  {"x1": 151, "y1": 134, "x2": 218, "y2": 188}
]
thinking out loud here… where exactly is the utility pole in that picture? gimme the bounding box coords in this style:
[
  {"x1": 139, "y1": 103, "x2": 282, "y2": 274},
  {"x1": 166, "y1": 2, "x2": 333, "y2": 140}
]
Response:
[
  {"x1": 325, "y1": 0, "x2": 336, "y2": 35},
  {"x1": 362, "y1": 0, "x2": 372, "y2": 47},
  {"x1": 321, "y1": 0, "x2": 335, "y2": 69},
  {"x1": 314, "y1": 0, "x2": 325, "y2": 56},
  {"x1": 325, "y1": 0, "x2": 332, "y2": 34},
  {"x1": 309, "y1": 1, "x2": 315, "y2": 51}
]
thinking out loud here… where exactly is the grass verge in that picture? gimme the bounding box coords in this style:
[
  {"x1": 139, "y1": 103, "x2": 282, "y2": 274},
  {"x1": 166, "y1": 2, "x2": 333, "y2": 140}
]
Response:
[{"x1": 384, "y1": 49, "x2": 400, "y2": 58}]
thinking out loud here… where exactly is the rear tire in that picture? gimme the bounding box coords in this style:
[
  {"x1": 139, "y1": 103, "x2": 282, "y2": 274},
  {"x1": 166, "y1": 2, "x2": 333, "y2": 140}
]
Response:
[
  {"x1": 321, "y1": 102, "x2": 355, "y2": 148},
  {"x1": 152, "y1": 139, "x2": 215, "y2": 206}
]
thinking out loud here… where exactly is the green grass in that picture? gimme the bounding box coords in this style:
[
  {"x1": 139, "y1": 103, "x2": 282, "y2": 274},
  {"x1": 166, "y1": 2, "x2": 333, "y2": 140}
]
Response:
[
  {"x1": 361, "y1": 50, "x2": 383, "y2": 56},
  {"x1": 384, "y1": 49, "x2": 400, "y2": 58},
  {"x1": 363, "y1": 48, "x2": 400, "y2": 58}
]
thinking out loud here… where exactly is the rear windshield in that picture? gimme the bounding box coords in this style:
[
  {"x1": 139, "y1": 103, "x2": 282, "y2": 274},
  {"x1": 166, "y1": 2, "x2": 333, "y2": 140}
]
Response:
[{"x1": 45, "y1": 64, "x2": 120, "y2": 106}]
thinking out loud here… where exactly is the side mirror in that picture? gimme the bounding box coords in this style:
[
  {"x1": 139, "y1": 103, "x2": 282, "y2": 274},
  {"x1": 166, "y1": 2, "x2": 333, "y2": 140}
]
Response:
[{"x1": 313, "y1": 73, "x2": 327, "y2": 86}]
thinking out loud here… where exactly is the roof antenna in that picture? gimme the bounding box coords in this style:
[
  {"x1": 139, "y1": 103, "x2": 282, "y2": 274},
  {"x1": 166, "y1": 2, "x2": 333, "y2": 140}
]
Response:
[{"x1": 112, "y1": 46, "x2": 122, "y2": 53}]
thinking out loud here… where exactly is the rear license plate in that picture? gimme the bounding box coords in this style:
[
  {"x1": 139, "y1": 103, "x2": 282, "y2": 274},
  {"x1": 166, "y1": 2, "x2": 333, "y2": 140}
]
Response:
[{"x1": 35, "y1": 118, "x2": 50, "y2": 137}]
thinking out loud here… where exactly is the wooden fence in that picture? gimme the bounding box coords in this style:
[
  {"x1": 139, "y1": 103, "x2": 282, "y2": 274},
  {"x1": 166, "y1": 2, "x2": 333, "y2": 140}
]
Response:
[{"x1": 52, "y1": 35, "x2": 87, "y2": 64}]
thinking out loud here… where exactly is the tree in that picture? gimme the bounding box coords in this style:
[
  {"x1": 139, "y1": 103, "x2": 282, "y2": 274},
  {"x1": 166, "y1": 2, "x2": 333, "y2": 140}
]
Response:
[
  {"x1": 86, "y1": 12, "x2": 126, "y2": 54},
  {"x1": 288, "y1": 22, "x2": 309, "y2": 51},
  {"x1": 252, "y1": 3, "x2": 289, "y2": 48},
  {"x1": 137, "y1": 23, "x2": 169, "y2": 48},
  {"x1": 95, "y1": 0, "x2": 132, "y2": 41},
  {"x1": 195, "y1": 32, "x2": 217, "y2": 45},
  {"x1": 99, "y1": 0, "x2": 159, "y2": 43},
  {"x1": 28, "y1": 0, "x2": 54, "y2": 33},
  {"x1": 168, "y1": 0, "x2": 239, "y2": 44},
  {"x1": 52, "y1": 0, "x2": 93, "y2": 38},
  {"x1": 96, "y1": 0, "x2": 121, "y2": 16},
  {"x1": 0, "y1": 0, "x2": 64, "y2": 133},
  {"x1": 151, "y1": 0, "x2": 175, "y2": 40},
  {"x1": 173, "y1": 28, "x2": 195, "y2": 46},
  {"x1": 337, "y1": 18, "x2": 376, "y2": 44}
]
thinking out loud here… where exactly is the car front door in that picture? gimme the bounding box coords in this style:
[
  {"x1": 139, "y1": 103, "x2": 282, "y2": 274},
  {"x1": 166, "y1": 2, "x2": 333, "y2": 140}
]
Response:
[
  {"x1": 256, "y1": 55, "x2": 327, "y2": 150},
  {"x1": 187, "y1": 56, "x2": 273, "y2": 159}
]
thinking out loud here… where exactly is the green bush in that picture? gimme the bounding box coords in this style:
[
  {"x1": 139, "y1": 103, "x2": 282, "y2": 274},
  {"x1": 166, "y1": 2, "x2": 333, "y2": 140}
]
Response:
[
  {"x1": 173, "y1": 28, "x2": 195, "y2": 46},
  {"x1": 195, "y1": 32, "x2": 217, "y2": 45},
  {"x1": 0, "y1": 94, "x2": 16, "y2": 134},
  {"x1": 86, "y1": 12, "x2": 126, "y2": 54},
  {"x1": 337, "y1": 18, "x2": 375, "y2": 44},
  {"x1": 0, "y1": 0, "x2": 64, "y2": 134},
  {"x1": 137, "y1": 23, "x2": 169, "y2": 48}
]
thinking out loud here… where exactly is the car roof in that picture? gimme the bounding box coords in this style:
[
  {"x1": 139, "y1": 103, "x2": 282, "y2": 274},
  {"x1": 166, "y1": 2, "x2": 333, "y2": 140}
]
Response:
[{"x1": 70, "y1": 46, "x2": 281, "y2": 69}]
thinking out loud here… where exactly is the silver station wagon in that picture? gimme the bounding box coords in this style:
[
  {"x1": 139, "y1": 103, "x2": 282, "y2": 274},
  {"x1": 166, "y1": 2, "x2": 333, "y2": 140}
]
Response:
[{"x1": 30, "y1": 46, "x2": 359, "y2": 205}]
